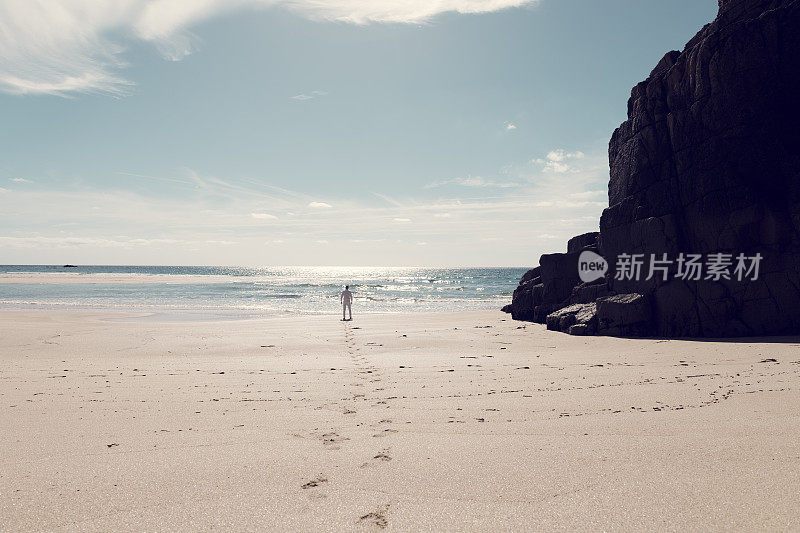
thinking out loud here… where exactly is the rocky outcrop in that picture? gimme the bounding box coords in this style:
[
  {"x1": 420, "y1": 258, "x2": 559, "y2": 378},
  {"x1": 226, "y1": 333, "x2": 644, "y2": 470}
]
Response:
[
  {"x1": 508, "y1": 0, "x2": 800, "y2": 337},
  {"x1": 509, "y1": 231, "x2": 607, "y2": 327}
]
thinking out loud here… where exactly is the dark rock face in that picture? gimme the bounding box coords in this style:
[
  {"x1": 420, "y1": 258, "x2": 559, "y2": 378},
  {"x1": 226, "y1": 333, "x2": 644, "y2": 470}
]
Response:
[
  {"x1": 602, "y1": 0, "x2": 800, "y2": 337},
  {"x1": 508, "y1": 0, "x2": 800, "y2": 337}
]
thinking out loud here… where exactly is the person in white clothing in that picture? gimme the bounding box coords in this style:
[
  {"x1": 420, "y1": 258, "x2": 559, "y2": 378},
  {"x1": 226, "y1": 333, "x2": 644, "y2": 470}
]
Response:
[{"x1": 340, "y1": 285, "x2": 353, "y2": 321}]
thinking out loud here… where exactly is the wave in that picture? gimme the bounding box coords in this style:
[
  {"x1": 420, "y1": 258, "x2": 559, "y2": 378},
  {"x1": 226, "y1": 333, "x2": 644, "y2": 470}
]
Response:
[{"x1": 0, "y1": 266, "x2": 526, "y2": 314}]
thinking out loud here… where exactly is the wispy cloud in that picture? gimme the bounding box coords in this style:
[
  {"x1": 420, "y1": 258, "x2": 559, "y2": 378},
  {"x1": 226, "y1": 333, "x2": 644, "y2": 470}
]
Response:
[
  {"x1": 10, "y1": 177, "x2": 32, "y2": 183},
  {"x1": 425, "y1": 176, "x2": 521, "y2": 189},
  {"x1": 0, "y1": 236, "x2": 182, "y2": 248},
  {"x1": 0, "y1": 146, "x2": 607, "y2": 265},
  {"x1": 505, "y1": 122, "x2": 517, "y2": 131},
  {"x1": 291, "y1": 90, "x2": 328, "y2": 100},
  {"x1": 0, "y1": 1, "x2": 538, "y2": 97},
  {"x1": 373, "y1": 192, "x2": 403, "y2": 207}
]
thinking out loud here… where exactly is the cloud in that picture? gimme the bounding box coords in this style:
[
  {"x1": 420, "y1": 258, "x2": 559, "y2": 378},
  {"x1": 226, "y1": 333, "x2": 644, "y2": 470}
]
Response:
[
  {"x1": 373, "y1": 192, "x2": 402, "y2": 207},
  {"x1": 10, "y1": 177, "x2": 32, "y2": 183},
  {"x1": 505, "y1": 122, "x2": 517, "y2": 131},
  {"x1": 251, "y1": 212, "x2": 278, "y2": 219},
  {"x1": 532, "y1": 149, "x2": 586, "y2": 174},
  {"x1": 0, "y1": 187, "x2": 8, "y2": 193},
  {"x1": 291, "y1": 90, "x2": 328, "y2": 100},
  {"x1": 289, "y1": 0, "x2": 538, "y2": 24},
  {"x1": 546, "y1": 161, "x2": 570, "y2": 173},
  {"x1": 425, "y1": 176, "x2": 521, "y2": 189},
  {"x1": 0, "y1": 146, "x2": 607, "y2": 265},
  {"x1": 545, "y1": 149, "x2": 583, "y2": 162},
  {"x1": 0, "y1": 1, "x2": 538, "y2": 97}
]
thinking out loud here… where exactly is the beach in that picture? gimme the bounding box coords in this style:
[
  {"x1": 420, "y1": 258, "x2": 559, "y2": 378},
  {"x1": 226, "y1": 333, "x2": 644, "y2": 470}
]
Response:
[
  {"x1": 4, "y1": 0, "x2": 799, "y2": 530},
  {"x1": 2, "y1": 308, "x2": 799, "y2": 531}
]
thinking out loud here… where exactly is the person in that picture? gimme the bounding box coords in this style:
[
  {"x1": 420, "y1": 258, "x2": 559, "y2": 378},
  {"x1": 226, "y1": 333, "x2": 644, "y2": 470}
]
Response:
[{"x1": 340, "y1": 285, "x2": 353, "y2": 321}]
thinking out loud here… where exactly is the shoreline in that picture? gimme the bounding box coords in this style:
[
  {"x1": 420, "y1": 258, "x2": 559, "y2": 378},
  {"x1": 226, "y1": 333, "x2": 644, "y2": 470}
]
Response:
[
  {"x1": 3, "y1": 307, "x2": 800, "y2": 343},
  {"x1": 2, "y1": 309, "x2": 800, "y2": 530},
  {"x1": 0, "y1": 269, "x2": 515, "y2": 319},
  {"x1": 0, "y1": 306, "x2": 510, "y2": 324}
]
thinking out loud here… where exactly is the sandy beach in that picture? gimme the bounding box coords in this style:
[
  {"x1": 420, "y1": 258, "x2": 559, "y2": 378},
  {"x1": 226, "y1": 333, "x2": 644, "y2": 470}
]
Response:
[
  {"x1": 1, "y1": 308, "x2": 799, "y2": 531},
  {"x1": 4, "y1": 0, "x2": 800, "y2": 530}
]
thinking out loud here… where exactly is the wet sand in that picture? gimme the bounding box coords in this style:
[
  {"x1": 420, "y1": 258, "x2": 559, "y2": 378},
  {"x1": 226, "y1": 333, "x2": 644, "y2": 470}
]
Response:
[{"x1": 1, "y1": 309, "x2": 799, "y2": 531}]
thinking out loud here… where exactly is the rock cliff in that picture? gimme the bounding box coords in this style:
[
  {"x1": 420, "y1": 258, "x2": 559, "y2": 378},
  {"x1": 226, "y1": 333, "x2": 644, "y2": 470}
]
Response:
[{"x1": 506, "y1": 0, "x2": 800, "y2": 337}]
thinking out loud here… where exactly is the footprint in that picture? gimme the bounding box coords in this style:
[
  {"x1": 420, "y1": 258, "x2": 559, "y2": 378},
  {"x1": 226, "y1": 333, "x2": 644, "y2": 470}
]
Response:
[
  {"x1": 360, "y1": 448, "x2": 392, "y2": 468},
  {"x1": 373, "y1": 450, "x2": 392, "y2": 461},
  {"x1": 302, "y1": 475, "x2": 328, "y2": 489},
  {"x1": 321, "y1": 432, "x2": 349, "y2": 447},
  {"x1": 358, "y1": 506, "x2": 389, "y2": 529}
]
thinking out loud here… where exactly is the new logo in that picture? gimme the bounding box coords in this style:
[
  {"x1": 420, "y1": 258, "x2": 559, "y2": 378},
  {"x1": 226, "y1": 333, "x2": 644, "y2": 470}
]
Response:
[{"x1": 578, "y1": 250, "x2": 608, "y2": 283}]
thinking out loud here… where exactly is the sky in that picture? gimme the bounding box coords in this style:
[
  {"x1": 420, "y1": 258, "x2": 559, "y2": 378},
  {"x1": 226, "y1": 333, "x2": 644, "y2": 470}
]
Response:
[{"x1": 0, "y1": 0, "x2": 718, "y2": 267}]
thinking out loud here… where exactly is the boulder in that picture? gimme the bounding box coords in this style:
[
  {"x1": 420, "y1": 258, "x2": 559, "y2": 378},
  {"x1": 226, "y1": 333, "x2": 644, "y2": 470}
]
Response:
[
  {"x1": 538, "y1": 252, "x2": 582, "y2": 309},
  {"x1": 596, "y1": 293, "x2": 653, "y2": 337},
  {"x1": 510, "y1": 281, "x2": 542, "y2": 321},
  {"x1": 545, "y1": 303, "x2": 597, "y2": 335},
  {"x1": 567, "y1": 232, "x2": 600, "y2": 253}
]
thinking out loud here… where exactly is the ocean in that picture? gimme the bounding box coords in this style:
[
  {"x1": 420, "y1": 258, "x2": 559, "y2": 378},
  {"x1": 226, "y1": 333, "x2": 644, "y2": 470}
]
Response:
[{"x1": 0, "y1": 265, "x2": 525, "y2": 318}]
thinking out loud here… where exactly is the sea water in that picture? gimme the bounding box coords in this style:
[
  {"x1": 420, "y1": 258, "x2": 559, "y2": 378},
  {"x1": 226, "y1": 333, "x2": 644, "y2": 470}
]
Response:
[{"x1": 0, "y1": 265, "x2": 525, "y2": 317}]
